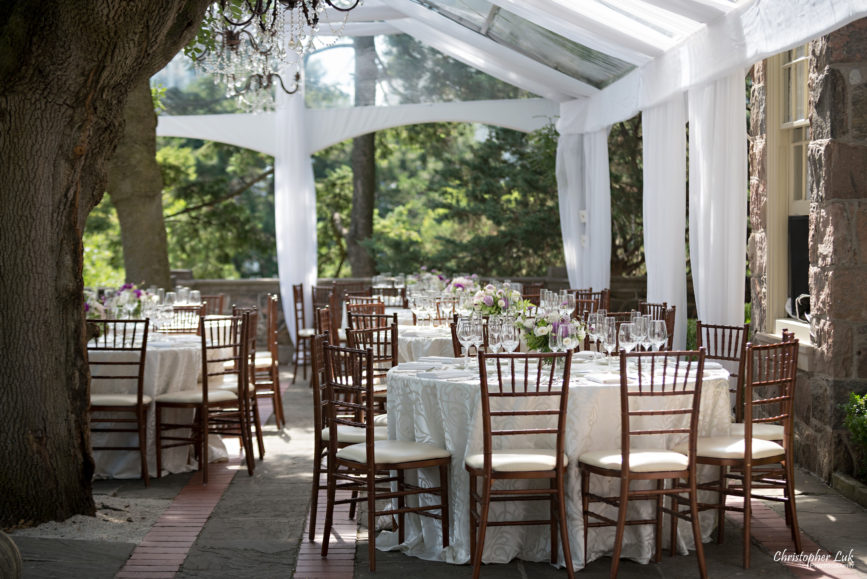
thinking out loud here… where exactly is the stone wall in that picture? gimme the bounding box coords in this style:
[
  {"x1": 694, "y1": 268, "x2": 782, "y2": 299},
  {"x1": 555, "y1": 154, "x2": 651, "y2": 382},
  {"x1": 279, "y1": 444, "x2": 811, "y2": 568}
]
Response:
[
  {"x1": 807, "y1": 22, "x2": 867, "y2": 479},
  {"x1": 749, "y1": 20, "x2": 867, "y2": 481}
]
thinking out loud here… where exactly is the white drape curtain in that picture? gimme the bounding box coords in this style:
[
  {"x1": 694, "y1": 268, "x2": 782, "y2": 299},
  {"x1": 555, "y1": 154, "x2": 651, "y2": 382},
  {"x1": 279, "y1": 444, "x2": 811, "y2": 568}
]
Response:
[
  {"x1": 688, "y1": 70, "x2": 748, "y2": 328},
  {"x1": 555, "y1": 129, "x2": 611, "y2": 291},
  {"x1": 642, "y1": 95, "x2": 688, "y2": 349},
  {"x1": 275, "y1": 89, "x2": 318, "y2": 344}
]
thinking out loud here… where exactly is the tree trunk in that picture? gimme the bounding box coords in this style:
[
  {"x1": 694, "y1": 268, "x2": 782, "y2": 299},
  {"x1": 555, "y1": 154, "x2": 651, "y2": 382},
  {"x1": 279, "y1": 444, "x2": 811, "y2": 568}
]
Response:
[
  {"x1": 347, "y1": 36, "x2": 377, "y2": 277},
  {"x1": 108, "y1": 78, "x2": 172, "y2": 289},
  {"x1": 0, "y1": 0, "x2": 209, "y2": 528}
]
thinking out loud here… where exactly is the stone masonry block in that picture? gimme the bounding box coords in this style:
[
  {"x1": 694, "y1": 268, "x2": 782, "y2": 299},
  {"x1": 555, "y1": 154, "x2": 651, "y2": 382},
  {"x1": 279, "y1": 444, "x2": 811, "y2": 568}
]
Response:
[
  {"x1": 813, "y1": 202, "x2": 855, "y2": 267},
  {"x1": 857, "y1": 202, "x2": 867, "y2": 264},
  {"x1": 810, "y1": 67, "x2": 847, "y2": 140},
  {"x1": 827, "y1": 18, "x2": 867, "y2": 64},
  {"x1": 812, "y1": 140, "x2": 867, "y2": 201},
  {"x1": 812, "y1": 317, "x2": 854, "y2": 377}
]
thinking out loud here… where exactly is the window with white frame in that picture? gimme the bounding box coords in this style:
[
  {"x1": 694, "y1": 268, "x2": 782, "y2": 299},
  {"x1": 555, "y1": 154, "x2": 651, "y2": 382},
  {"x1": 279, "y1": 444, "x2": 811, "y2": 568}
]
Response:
[{"x1": 765, "y1": 44, "x2": 812, "y2": 339}]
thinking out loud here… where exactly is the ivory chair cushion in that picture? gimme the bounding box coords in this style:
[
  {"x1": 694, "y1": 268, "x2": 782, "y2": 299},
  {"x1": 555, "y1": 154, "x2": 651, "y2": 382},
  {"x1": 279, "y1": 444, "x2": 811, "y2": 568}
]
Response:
[
  {"x1": 579, "y1": 448, "x2": 689, "y2": 473},
  {"x1": 337, "y1": 440, "x2": 450, "y2": 464},
  {"x1": 321, "y1": 425, "x2": 387, "y2": 443},
  {"x1": 674, "y1": 436, "x2": 785, "y2": 460},
  {"x1": 372, "y1": 413, "x2": 388, "y2": 426},
  {"x1": 209, "y1": 375, "x2": 242, "y2": 393},
  {"x1": 155, "y1": 389, "x2": 237, "y2": 404},
  {"x1": 728, "y1": 422, "x2": 785, "y2": 441},
  {"x1": 298, "y1": 328, "x2": 316, "y2": 338},
  {"x1": 464, "y1": 449, "x2": 566, "y2": 472},
  {"x1": 91, "y1": 393, "x2": 153, "y2": 406}
]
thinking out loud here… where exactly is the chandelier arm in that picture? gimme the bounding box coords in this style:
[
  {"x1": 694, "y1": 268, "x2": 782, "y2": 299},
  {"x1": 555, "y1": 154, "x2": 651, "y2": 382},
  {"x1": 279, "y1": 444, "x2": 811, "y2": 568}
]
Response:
[
  {"x1": 323, "y1": 0, "x2": 361, "y2": 13},
  {"x1": 274, "y1": 71, "x2": 301, "y2": 94}
]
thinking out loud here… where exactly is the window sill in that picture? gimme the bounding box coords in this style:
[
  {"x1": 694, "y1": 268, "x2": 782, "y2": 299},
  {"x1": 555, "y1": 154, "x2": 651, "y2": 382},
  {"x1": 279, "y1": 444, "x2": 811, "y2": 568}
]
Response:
[{"x1": 754, "y1": 319, "x2": 816, "y2": 372}]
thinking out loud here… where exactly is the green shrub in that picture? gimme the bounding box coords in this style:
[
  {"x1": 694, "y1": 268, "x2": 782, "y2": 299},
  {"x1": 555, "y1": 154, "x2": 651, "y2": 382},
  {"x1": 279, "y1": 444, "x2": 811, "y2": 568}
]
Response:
[{"x1": 843, "y1": 392, "x2": 867, "y2": 481}]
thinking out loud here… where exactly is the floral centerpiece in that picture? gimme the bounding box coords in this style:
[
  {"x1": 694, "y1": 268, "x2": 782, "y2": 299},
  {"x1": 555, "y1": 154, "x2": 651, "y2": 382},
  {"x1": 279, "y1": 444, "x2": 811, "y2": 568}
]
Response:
[
  {"x1": 520, "y1": 310, "x2": 587, "y2": 353},
  {"x1": 84, "y1": 292, "x2": 106, "y2": 319},
  {"x1": 473, "y1": 284, "x2": 526, "y2": 316},
  {"x1": 445, "y1": 274, "x2": 479, "y2": 295},
  {"x1": 84, "y1": 283, "x2": 151, "y2": 319}
]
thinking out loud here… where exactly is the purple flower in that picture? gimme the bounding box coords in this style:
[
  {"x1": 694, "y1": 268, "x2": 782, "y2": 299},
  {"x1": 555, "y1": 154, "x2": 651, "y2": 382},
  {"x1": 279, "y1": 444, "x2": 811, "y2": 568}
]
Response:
[
  {"x1": 454, "y1": 282, "x2": 464, "y2": 290},
  {"x1": 483, "y1": 295, "x2": 494, "y2": 307},
  {"x1": 84, "y1": 303, "x2": 90, "y2": 312},
  {"x1": 133, "y1": 289, "x2": 142, "y2": 298}
]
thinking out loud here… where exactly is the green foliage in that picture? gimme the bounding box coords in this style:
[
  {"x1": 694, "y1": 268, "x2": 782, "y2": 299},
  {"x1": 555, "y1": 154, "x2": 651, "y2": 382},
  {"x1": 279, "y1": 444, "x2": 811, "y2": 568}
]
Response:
[
  {"x1": 608, "y1": 115, "x2": 645, "y2": 277},
  {"x1": 686, "y1": 318, "x2": 697, "y2": 350},
  {"x1": 843, "y1": 393, "x2": 867, "y2": 481},
  {"x1": 159, "y1": 137, "x2": 276, "y2": 279},
  {"x1": 82, "y1": 196, "x2": 125, "y2": 287}
]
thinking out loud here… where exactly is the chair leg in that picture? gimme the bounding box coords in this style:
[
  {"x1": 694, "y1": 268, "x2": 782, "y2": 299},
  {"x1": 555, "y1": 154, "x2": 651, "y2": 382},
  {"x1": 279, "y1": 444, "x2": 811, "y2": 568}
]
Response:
[
  {"x1": 610, "y1": 477, "x2": 630, "y2": 579},
  {"x1": 302, "y1": 337, "x2": 310, "y2": 381},
  {"x1": 155, "y1": 405, "x2": 163, "y2": 479},
  {"x1": 581, "y1": 468, "x2": 590, "y2": 564},
  {"x1": 743, "y1": 463, "x2": 752, "y2": 569},
  {"x1": 654, "y1": 479, "x2": 663, "y2": 562},
  {"x1": 397, "y1": 470, "x2": 406, "y2": 544},
  {"x1": 272, "y1": 370, "x2": 285, "y2": 429},
  {"x1": 688, "y1": 474, "x2": 708, "y2": 579},
  {"x1": 716, "y1": 465, "x2": 727, "y2": 543},
  {"x1": 367, "y1": 465, "x2": 377, "y2": 572},
  {"x1": 139, "y1": 406, "x2": 150, "y2": 487},
  {"x1": 309, "y1": 445, "x2": 323, "y2": 541},
  {"x1": 439, "y1": 463, "x2": 450, "y2": 548},
  {"x1": 557, "y1": 470, "x2": 575, "y2": 579},
  {"x1": 251, "y1": 395, "x2": 265, "y2": 460},
  {"x1": 321, "y1": 456, "x2": 337, "y2": 557},
  {"x1": 784, "y1": 457, "x2": 802, "y2": 553},
  {"x1": 471, "y1": 477, "x2": 493, "y2": 579},
  {"x1": 292, "y1": 343, "x2": 300, "y2": 385},
  {"x1": 669, "y1": 482, "x2": 678, "y2": 557},
  {"x1": 200, "y1": 406, "x2": 209, "y2": 485},
  {"x1": 468, "y1": 472, "x2": 478, "y2": 561},
  {"x1": 550, "y1": 477, "x2": 558, "y2": 565}
]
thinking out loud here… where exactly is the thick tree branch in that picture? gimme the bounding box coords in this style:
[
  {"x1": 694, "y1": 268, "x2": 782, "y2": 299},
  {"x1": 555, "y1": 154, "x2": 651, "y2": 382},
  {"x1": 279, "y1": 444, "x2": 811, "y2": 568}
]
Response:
[{"x1": 166, "y1": 167, "x2": 274, "y2": 218}]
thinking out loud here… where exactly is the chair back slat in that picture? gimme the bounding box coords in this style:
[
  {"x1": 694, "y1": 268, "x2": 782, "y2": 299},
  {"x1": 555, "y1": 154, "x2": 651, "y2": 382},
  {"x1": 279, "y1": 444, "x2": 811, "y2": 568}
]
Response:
[
  {"x1": 618, "y1": 350, "x2": 705, "y2": 472},
  {"x1": 477, "y1": 351, "x2": 572, "y2": 469},
  {"x1": 370, "y1": 286, "x2": 407, "y2": 308},
  {"x1": 575, "y1": 288, "x2": 610, "y2": 312},
  {"x1": 201, "y1": 294, "x2": 225, "y2": 316},
  {"x1": 346, "y1": 301, "x2": 386, "y2": 319},
  {"x1": 742, "y1": 340, "x2": 799, "y2": 447},
  {"x1": 161, "y1": 304, "x2": 205, "y2": 334},
  {"x1": 347, "y1": 311, "x2": 397, "y2": 330},
  {"x1": 323, "y1": 344, "x2": 372, "y2": 438},
  {"x1": 345, "y1": 324, "x2": 397, "y2": 382},
  {"x1": 638, "y1": 301, "x2": 667, "y2": 321},
  {"x1": 88, "y1": 319, "x2": 150, "y2": 402}
]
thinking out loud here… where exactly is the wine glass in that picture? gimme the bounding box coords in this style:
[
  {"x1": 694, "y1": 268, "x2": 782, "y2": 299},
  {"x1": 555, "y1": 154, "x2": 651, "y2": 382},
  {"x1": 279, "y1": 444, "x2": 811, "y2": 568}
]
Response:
[
  {"x1": 164, "y1": 292, "x2": 177, "y2": 308},
  {"x1": 601, "y1": 317, "x2": 617, "y2": 373},
  {"x1": 586, "y1": 312, "x2": 601, "y2": 360},
  {"x1": 469, "y1": 317, "x2": 485, "y2": 365},
  {"x1": 456, "y1": 317, "x2": 474, "y2": 369},
  {"x1": 618, "y1": 323, "x2": 637, "y2": 357},
  {"x1": 487, "y1": 316, "x2": 502, "y2": 354},
  {"x1": 641, "y1": 314, "x2": 654, "y2": 351},
  {"x1": 189, "y1": 290, "x2": 202, "y2": 305},
  {"x1": 558, "y1": 291, "x2": 576, "y2": 319},
  {"x1": 631, "y1": 316, "x2": 647, "y2": 352},
  {"x1": 501, "y1": 320, "x2": 520, "y2": 353},
  {"x1": 649, "y1": 320, "x2": 668, "y2": 351}
]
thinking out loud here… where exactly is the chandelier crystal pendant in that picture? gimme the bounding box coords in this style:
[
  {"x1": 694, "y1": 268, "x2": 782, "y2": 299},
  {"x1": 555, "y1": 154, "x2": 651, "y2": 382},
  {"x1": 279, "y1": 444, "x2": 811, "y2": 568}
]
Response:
[{"x1": 191, "y1": 0, "x2": 361, "y2": 110}]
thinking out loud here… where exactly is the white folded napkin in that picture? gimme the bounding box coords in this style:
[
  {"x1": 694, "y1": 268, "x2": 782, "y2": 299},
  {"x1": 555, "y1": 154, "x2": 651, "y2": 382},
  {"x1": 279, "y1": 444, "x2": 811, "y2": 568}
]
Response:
[
  {"x1": 417, "y1": 369, "x2": 477, "y2": 380},
  {"x1": 395, "y1": 361, "x2": 436, "y2": 371},
  {"x1": 418, "y1": 356, "x2": 462, "y2": 365},
  {"x1": 571, "y1": 351, "x2": 597, "y2": 361},
  {"x1": 703, "y1": 361, "x2": 723, "y2": 370},
  {"x1": 583, "y1": 373, "x2": 621, "y2": 384}
]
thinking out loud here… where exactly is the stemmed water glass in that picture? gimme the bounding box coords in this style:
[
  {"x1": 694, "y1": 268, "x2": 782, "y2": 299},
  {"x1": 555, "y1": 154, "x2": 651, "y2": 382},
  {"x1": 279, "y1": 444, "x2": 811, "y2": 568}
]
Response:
[
  {"x1": 601, "y1": 317, "x2": 617, "y2": 373},
  {"x1": 586, "y1": 312, "x2": 601, "y2": 360},
  {"x1": 500, "y1": 320, "x2": 520, "y2": 353},
  {"x1": 487, "y1": 316, "x2": 502, "y2": 353},
  {"x1": 618, "y1": 323, "x2": 636, "y2": 355},
  {"x1": 649, "y1": 320, "x2": 668, "y2": 351},
  {"x1": 558, "y1": 290, "x2": 576, "y2": 320},
  {"x1": 469, "y1": 318, "x2": 485, "y2": 364},
  {"x1": 457, "y1": 317, "x2": 474, "y2": 369},
  {"x1": 631, "y1": 316, "x2": 647, "y2": 352}
]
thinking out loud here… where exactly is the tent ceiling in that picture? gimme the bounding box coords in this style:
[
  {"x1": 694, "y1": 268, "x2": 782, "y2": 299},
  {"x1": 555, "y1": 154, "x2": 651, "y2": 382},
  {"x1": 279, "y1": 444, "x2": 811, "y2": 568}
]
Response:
[{"x1": 338, "y1": 0, "x2": 743, "y2": 101}]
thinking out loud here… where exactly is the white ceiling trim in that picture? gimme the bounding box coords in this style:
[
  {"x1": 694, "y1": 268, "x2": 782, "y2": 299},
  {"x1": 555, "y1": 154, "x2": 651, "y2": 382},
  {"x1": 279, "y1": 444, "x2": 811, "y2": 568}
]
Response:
[
  {"x1": 488, "y1": 0, "x2": 654, "y2": 65},
  {"x1": 339, "y1": 22, "x2": 400, "y2": 36},
  {"x1": 385, "y1": 1, "x2": 599, "y2": 100},
  {"x1": 637, "y1": 0, "x2": 730, "y2": 22}
]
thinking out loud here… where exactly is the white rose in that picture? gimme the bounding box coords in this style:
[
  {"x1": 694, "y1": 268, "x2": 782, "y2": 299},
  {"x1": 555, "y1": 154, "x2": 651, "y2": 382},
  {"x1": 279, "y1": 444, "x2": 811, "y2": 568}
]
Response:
[
  {"x1": 523, "y1": 319, "x2": 535, "y2": 330},
  {"x1": 534, "y1": 326, "x2": 550, "y2": 337},
  {"x1": 546, "y1": 311, "x2": 559, "y2": 324},
  {"x1": 562, "y1": 337, "x2": 573, "y2": 348},
  {"x1": 497, "y1": 299, "x2": 506, "y2": 308}
]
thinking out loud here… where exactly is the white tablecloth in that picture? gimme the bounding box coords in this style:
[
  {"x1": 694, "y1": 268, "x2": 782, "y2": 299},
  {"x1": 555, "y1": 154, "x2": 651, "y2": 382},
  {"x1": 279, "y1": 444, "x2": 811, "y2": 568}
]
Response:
[
  {"x1": 89, "y1": 334, "x2": 228, "y2": 479},
  {"x1": 396, "y1": 326, "x2": 455, "y2": 363},
  {"x1": 381, "y1": 356, "x2": 732, "y2": 571}
]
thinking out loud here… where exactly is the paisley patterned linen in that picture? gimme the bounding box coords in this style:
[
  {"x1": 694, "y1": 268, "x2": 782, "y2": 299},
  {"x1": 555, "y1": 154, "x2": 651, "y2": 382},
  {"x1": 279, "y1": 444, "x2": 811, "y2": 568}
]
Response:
[{"x1": 377, "y1": 365, "x2": 733, "y2": 571}]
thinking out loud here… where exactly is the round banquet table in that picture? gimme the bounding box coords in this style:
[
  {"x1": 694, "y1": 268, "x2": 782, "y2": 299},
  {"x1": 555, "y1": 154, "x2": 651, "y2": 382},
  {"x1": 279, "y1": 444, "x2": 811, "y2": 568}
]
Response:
[
  {"x1": 88, "y1": 333, "x2": 228, "y2": 479},
  {"x1": 379, "y1": 354, "x2": 733, "y2": 571},
  {"x1": 396, "y1": 325, "x2": 455, "y2": 363}
]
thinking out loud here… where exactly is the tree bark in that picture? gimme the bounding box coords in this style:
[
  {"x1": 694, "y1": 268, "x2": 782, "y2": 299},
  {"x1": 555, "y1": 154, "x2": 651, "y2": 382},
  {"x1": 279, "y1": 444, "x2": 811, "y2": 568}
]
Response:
[
  {"x1": 108, "y1": 78, "x2": 172, "y2": 289},
  {"x1": 0, "y1": 0, "x2": 209, "y2": 528},
  {"x1": 347, "y1": 36, "x2": 377, "y2": 277}
]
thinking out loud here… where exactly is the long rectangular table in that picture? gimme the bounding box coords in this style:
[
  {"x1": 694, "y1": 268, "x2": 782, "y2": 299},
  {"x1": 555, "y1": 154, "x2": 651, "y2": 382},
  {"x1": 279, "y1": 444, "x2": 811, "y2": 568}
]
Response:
[{"x1": 379, "y1": 355, "x2": 733, "y2": 571}]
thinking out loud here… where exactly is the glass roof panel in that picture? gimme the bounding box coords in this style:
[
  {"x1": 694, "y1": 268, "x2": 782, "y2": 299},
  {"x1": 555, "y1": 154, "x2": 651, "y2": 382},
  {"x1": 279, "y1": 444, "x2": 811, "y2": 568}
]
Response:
[{"x1": 410, "y1": 0, "x2": 635, "y2": 89}]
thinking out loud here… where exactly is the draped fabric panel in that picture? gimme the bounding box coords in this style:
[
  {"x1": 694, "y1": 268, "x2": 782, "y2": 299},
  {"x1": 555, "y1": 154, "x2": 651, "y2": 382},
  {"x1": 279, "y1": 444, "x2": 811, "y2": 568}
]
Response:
[
  {"x1": 583, "y1": 129, "x2": 612, "y2": 292},
  {"x1": 555, "y1": 130, "x2": 611, "y2": 291},
  {"x1": 642, "y1": 95, "x2": 688, "y2": 349},
  {"x1": 556, "y1": 134, "x2": 583, "y2": 289},
  {"x1": 688, "y1": 70, "x2": 748, "y2": 328},
  {"x1": 275, "y1": 90, "x2": 318, "y2": 345}
]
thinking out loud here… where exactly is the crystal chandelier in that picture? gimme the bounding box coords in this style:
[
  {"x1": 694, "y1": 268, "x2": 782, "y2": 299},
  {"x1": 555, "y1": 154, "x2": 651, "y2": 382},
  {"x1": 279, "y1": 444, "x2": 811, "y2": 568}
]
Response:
[{"x1": 191, "y1": 0, "x2": 361, "y2": 110}]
